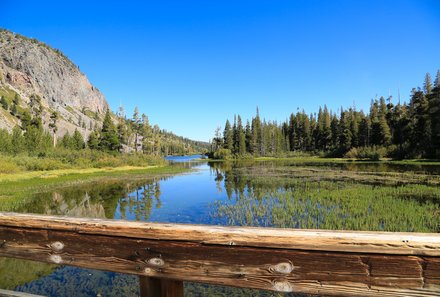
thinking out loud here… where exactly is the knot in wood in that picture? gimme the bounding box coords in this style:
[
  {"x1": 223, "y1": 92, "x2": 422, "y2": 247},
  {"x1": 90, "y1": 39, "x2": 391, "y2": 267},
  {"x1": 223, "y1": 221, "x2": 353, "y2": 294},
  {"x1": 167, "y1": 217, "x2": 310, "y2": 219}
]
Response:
[
  {"x1": 272, "y1": 280, "x2": 293, "y2": 292},
  {"x1": 50, "y1": 241, "x2": 64, "y2": 252},
  {"x1": 144, "y1": 267, "x2": 153, "y2": 275},
  {"x1": 271, "y1": 262, "x2": 294, "y2": 274},
  {"x1": 49, "y1": 254, "x2": 63, "y2": 264},
  {"x1": 147, "y1": 257, "x2": 165, "y2": 267}
]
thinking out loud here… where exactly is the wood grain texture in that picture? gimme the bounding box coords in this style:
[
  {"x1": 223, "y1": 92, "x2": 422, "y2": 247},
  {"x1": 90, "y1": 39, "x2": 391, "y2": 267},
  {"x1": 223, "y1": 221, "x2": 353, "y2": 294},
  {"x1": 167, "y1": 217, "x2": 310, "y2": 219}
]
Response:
[
  {"x1": 139, "y1": 277, "x2": 183, "y2": 297},
  {"x1": 0, "y1": 212, "x2": 438, "y2": 256},
  {"x1": 0, "y1": 212, "x2": 439, "y2": 296}
]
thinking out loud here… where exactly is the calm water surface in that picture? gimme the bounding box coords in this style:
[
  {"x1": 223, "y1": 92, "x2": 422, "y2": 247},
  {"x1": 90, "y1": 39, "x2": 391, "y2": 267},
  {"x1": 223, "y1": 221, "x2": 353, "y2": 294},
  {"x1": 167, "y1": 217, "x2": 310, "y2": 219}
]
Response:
[{"x1": 2, "y1": 156, "x2": 439, "y2": 296}]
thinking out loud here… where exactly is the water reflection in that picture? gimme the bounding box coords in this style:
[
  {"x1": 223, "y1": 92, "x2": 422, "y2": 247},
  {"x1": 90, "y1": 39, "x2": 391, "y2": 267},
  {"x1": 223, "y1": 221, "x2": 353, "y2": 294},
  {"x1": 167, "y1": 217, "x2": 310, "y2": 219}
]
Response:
[
  {"x1": 4, "y1": 158, "x2": 440, "y2": 296},
  {"x1": 21, "y1": 178, "x2": 168, "y2": 223},
  {"x1": 117, "y1": 181, "x2": 162, "y2": 221}
]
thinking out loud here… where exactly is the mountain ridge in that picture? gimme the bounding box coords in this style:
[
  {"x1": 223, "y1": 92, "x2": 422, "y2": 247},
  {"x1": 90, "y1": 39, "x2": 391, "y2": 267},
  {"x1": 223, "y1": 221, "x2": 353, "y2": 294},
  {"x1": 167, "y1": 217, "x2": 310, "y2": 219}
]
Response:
[{"x1": 0, "y1": 28, "x2": 208, "y2": 153}]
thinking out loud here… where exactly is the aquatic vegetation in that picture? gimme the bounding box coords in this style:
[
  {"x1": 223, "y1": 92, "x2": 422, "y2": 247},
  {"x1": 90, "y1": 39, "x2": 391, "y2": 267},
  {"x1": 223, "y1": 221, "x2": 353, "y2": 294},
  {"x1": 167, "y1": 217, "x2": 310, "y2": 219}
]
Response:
[{"x1": 211, "y1": 161, "x2": 440, "y2": 232}]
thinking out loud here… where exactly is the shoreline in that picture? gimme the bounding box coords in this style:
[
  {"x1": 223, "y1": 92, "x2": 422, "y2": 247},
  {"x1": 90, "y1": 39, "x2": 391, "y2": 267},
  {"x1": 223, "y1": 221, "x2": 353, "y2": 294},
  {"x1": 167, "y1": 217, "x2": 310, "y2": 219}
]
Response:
[
  {"x1": 0, "y1": 165, "x2": 189, "y2": 210},
  {"x1": 204, "y1": 156, "x2": 440, "y2": 165}
]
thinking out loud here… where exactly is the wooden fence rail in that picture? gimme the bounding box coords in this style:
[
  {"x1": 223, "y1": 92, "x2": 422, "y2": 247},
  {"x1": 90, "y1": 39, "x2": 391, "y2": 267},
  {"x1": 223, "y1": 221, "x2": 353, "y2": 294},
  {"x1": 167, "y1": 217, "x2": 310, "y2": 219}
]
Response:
[{"x1": 0, "y1": 212, "x2": 439, "y2": 296}]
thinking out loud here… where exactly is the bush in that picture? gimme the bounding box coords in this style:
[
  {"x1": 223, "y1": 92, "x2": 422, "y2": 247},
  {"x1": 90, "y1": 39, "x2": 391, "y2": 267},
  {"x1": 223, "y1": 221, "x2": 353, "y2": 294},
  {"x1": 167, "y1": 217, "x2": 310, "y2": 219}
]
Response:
[
  {"x1": 14, "y1": 156, "x2": 68, "y2": 171},
  {"x1": 213, "y1": 148, "x2": 233, "y2": 160},
  {"x1": 344, "y1": 146, "x2": 387, "y2": 161},
  {"x1": 0, "y1": 158, "x2": 21, "y2": 173},
  {"x1": 344, "y1": 147, "x2": 358, "y2": 159}
]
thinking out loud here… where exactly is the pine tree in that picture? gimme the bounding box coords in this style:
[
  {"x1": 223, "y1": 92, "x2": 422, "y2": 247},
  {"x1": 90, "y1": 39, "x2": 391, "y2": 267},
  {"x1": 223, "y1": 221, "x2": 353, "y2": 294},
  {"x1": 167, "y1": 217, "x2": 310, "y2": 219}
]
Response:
[
  {"x1": 212, "y1": 126, "x2": 223, "y2": 152},
  {"x1": 427, "y1": 83, "x2": 440, "y2": 157},
  {"x1": 330, "y1": 114, "x2": 339, "y2": 149},
  {"x1": 410, "y1": 89, "x2": 431, "y2": 157},
  {"x1": 322, "y1": 106, "x2": 332, "y2": 150},
  {"x1": 49, "y1": 111, "x2": 59, "y2": 147},
  {"x1": 20, "y1": 110, "x2": 32, "y2": 131},
  {"x1": 132, "y1": 106, "x2": 141, "y2": 152},
  {"x1": 252, "y1": 108, "x2": 262, "y2": 155},
  {"x1": 434, "y1": 70, "x2": 440, "y2": 88},
  {"x1": 369, "y1": 98, "x2": 391, "y2": 146},
  {"x1": 392, "y1": 103, "x2": 410, "y2": 158},
  {"x1": 117, "y1": 109, "x2": 129, "y2": 148},
  {"x1": 72, "y1": 129, "x2": 85, "y2": 150},
  {"x1": 338, "y1": 110, "x2": 352, "y2": 152},
  {"x1": 424, "y1": 72, "x2": 433, "y2": 94},
  {"x1": 11, "y1": 104, "x2": 17, "y2": 116},
  {"x1": 288, "y1": 113, "x2": 296, "y2": 151},
  {"x1": 0, "y1": 96, "x2": 8, "y2": 110},
  {"x1": 99, "y1": 109, "x2": 120, "y2": 151},
  {"x1": 152, "y1": 124, "x2": 162, "y2": 155},
  {"x1": 24, "y1": 126, "x2": 47, "y2": 154},
  {"x1": 29, "y1": 94, "x2": 43, "y2": 129},
  {"x1": 245, "y1": 120, "x2": 252, "y2": 153},
  {"x1": 141, "y1": 114, "x2": 153, "y2": 154},
  {"x1": 315, "y1": 107, "x2": 324, "y2": 150},
  {"x1": 87, "y1": 130, "x2": 100, "y2": 150},
  {"x1": 237, "y1": 115, "x2": 246, "y2": 156},
  {"x1": 358, "y1": 117, "x2": 370, "y2": 147},
  {"x1": 13, "y1": 93, "x2": 20, "y2": 106},
  {"x1": 11, "y1": 126, "x2": 24, "y2": 155},
  {"x1": 223, "y1": 120, "x2": 233, "y2": 151},
  {"x1": 232, "y1": 115, "x2": 238, "y2": 154},
  {"x1": 61, "y1": 133, "x2": 75, "y2": 149}
]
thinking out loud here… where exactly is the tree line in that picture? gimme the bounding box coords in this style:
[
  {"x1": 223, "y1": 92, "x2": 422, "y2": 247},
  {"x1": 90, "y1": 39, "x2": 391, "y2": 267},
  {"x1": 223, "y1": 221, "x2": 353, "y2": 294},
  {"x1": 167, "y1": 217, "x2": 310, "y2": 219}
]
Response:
[
  {"x1": 210, "y1": 71, "x2": 440, "y2": 160},
  {"x1": 0, "y1": 95, "x2": 208, "y2": 156}
]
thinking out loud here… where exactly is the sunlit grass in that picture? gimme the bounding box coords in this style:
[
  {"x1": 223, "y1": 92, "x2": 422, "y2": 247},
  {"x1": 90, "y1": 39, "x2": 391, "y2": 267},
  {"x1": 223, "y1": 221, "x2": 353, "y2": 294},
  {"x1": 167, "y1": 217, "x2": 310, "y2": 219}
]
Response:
[
  {"x1": 0, "y1": 165, "x2": 189, "y2": 211},
  {"x1": 211, "y1": 162, "x2": 440, "y2": 232}
]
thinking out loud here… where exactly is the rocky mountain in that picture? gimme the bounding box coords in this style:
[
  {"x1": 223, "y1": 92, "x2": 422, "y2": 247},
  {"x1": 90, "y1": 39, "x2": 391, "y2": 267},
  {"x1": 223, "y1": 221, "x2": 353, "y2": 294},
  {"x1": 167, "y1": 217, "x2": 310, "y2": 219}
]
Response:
[
  {"x1": 0, "y1": 28, "x2": 108, "y2": 136},
  {"x1": 0, "y1": 29, "x2": 210, "y2": 154}
]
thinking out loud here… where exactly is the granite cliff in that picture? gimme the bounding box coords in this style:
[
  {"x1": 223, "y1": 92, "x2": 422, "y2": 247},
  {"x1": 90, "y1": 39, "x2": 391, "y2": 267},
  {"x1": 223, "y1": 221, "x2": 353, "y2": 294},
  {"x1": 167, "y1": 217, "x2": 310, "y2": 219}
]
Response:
[{"x1": 0, "y1": 29, "x2": 108, "y2": 136}]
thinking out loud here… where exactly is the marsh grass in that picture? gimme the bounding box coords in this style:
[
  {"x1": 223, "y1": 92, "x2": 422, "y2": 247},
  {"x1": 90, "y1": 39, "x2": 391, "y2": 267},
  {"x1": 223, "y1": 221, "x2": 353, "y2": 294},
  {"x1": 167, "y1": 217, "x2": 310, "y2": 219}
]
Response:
[{"x1": 211, "y1": 162, "x2": 440, "y2": 232}]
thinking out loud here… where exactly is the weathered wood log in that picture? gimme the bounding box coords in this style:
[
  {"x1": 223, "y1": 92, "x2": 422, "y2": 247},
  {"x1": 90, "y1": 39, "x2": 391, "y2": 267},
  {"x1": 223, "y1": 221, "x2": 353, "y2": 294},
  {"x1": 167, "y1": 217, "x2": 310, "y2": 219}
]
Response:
[
  {"x1": 139, "y1": 277, "x2": 183, "y2": 297},
  {"x1": 0, "y1": 212, "x2": 438, "y2": 256},
  {"x1": 0, "y1": 212, "x2": 439, "y2": 296}
]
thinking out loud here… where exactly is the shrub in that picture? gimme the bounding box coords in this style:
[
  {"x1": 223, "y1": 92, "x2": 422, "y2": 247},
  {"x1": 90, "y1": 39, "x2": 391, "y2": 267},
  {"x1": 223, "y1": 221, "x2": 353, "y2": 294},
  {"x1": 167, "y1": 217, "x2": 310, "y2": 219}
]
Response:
[
  {"x1": 14, "y1": 156, "x2": 68, "y2": 171},
  {"x1": 213, "y1": 149, "x2": 233, "y2": 160},
  {"x1": 344, "y1": 147, "x2": 358, "y2": 159},
  {"x1": 344, "y1": 146, "x2": 387, "y2": 161},
  {"x1": 0, "y1": 158, "x2": 21, "y2": 173}
]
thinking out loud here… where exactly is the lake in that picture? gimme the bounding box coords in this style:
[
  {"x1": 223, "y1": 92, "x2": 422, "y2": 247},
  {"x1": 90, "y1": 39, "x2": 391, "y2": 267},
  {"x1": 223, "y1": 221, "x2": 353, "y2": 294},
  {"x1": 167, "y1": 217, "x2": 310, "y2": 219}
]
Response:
[{"x1": 1, "y1": 156, "x2": 439, "y2": 296}]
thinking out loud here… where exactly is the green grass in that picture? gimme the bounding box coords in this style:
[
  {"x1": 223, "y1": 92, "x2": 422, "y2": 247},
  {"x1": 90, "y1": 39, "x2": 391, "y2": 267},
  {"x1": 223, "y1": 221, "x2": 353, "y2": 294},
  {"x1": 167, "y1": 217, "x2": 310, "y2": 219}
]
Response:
[
  {"x1": 0, "y1": 150, "x2": 168, "y2": 172},
  {"x1": 0, "y1": 258, "x2": 55, "y2": 290},
  {"x1": 253, "y1": 156, "x2": 440, "y2": 165},
  {"x1": 210, "y1": 161, "x2": 440, "y2": 232},
  {"x1": 0, "y1": 165, "x2": 189, "y2": 211},
  {"x1": 213, "y1": 176, "x2": 440, "y2": 232},
  {"x1": 207, "y1": 155, "x2": 440, "y2": 165},
  {"x1": 0, "y1": 85, "x2": 16, "y2": 105}
]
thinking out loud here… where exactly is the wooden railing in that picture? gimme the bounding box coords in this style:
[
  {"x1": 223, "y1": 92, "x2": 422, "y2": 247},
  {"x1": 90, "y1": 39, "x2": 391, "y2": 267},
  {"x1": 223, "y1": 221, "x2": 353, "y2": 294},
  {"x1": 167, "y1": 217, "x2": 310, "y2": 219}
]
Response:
[{"x1": 0, "y1": 212, "x2": 439, "y2": 296}]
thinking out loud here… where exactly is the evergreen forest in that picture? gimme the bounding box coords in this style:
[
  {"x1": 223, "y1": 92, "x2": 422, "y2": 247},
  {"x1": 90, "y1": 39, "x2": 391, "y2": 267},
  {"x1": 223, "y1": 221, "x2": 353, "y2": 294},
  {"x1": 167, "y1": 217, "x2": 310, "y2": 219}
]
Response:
[{"x1": 210, "y1": 71, "x2": 440, "y2": 160}]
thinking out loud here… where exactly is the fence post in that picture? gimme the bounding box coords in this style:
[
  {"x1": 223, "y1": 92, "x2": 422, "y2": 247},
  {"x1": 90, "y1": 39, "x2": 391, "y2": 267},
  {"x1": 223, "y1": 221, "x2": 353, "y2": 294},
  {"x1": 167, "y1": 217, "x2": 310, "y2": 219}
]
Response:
[{"x1": 139, "y1": 276, "x2": 183, "y2": 297}]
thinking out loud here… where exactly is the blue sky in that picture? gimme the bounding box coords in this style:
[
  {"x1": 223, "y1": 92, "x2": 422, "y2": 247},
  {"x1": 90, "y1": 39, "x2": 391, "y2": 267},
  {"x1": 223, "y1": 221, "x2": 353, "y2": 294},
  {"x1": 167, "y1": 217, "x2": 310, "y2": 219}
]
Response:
[{"x1": 1, "y1": 1, "x2": 439, "y2": 141}]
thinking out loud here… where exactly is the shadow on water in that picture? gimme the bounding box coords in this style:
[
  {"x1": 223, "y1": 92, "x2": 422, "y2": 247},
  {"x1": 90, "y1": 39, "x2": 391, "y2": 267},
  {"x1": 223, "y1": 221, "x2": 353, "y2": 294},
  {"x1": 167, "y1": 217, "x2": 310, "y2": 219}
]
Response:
[{"x1": 4, "y1": 157, "x2": 439, "y2": 296}]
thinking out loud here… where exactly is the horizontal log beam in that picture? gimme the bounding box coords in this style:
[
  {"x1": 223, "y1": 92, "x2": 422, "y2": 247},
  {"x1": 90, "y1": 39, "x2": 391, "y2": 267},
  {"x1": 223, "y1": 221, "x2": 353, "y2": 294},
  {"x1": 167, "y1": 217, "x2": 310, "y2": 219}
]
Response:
[
  {"x1": 0, "y1": 213, "x2": 439, "y2": 296},
  {"x1": 0, "y1": 212, "x2": 438, "y2": 256}
]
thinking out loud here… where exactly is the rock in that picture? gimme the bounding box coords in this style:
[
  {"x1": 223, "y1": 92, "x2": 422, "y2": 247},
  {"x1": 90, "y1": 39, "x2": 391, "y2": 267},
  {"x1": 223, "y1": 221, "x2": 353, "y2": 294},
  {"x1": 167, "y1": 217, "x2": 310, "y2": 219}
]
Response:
[{"x1": 0, "y1": 29, "x2": 109, "y2": 136}]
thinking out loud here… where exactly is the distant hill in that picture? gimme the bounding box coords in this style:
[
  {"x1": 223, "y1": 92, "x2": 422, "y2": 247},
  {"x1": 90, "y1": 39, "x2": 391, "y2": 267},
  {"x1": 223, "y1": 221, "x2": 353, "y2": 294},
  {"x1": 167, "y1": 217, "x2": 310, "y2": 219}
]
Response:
[{"x1": 0, "y1": 28, "x2": 208, "y2": 154}]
